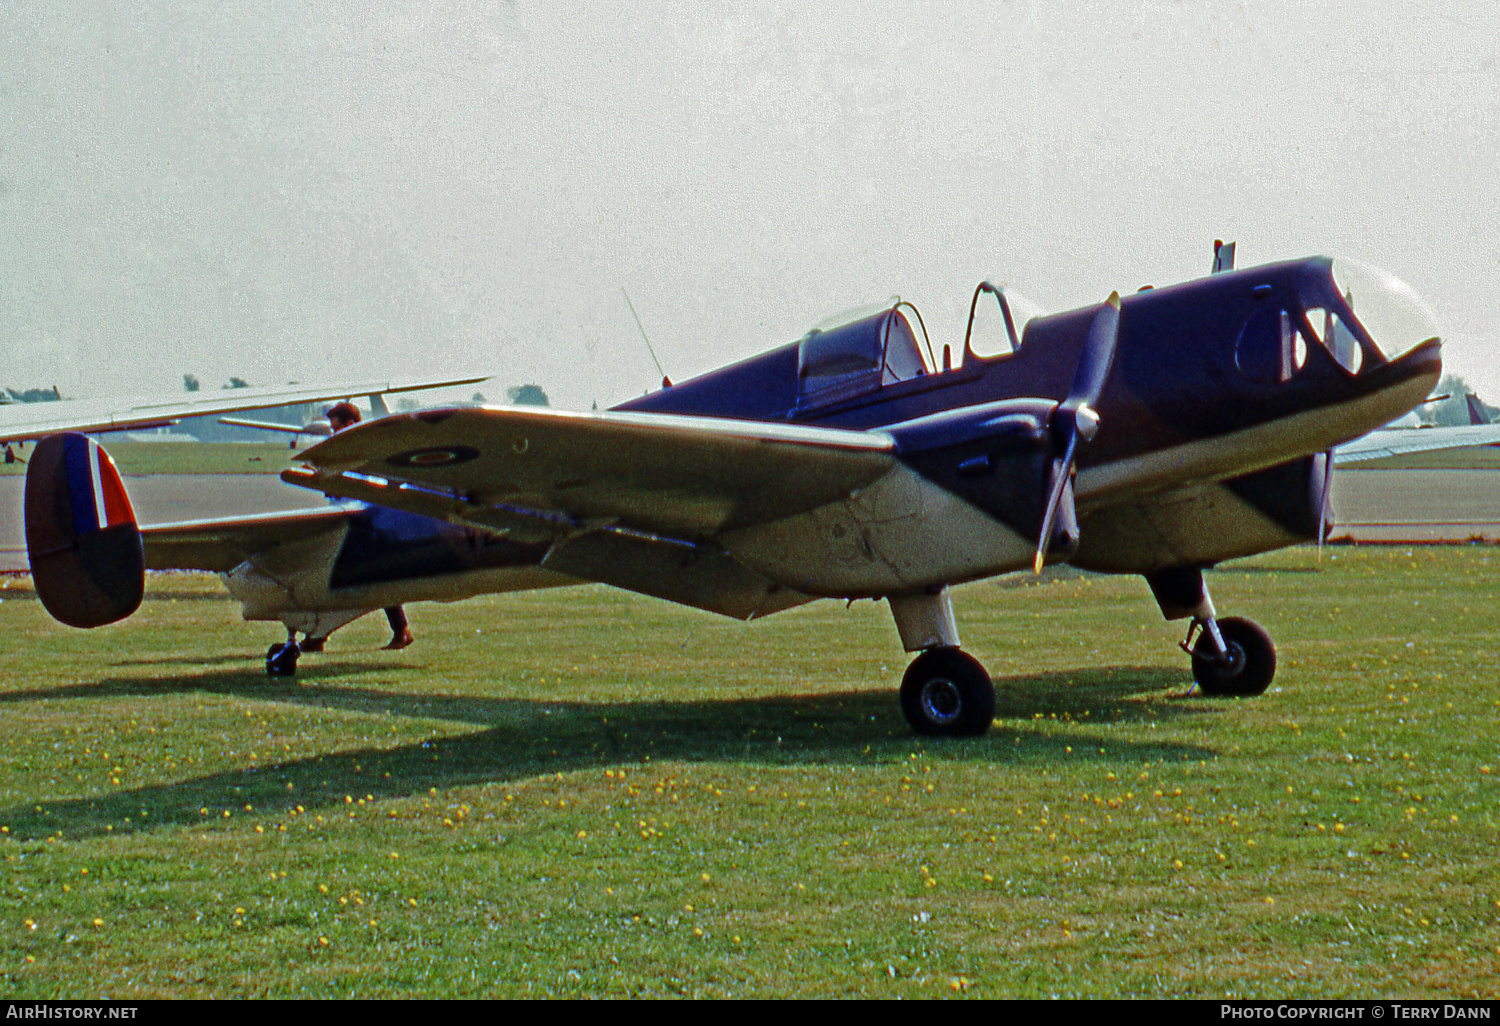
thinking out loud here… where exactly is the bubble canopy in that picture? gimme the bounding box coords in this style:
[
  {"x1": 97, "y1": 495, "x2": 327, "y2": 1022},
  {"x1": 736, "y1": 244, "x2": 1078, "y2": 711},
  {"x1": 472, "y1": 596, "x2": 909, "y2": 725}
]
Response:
[{"x1": 1310, "y1": 258, "x2": 1441, "y2": 364}]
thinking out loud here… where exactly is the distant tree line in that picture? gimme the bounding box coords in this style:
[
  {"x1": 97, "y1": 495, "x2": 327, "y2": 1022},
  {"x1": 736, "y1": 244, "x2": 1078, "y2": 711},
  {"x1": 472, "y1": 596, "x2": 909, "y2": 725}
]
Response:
[
  {"x1": 507, "y1": 384, "x2": 549, "y2": 407},
  {"x1": 3, "y1": 386, "x2": 62, "y2": 402}
]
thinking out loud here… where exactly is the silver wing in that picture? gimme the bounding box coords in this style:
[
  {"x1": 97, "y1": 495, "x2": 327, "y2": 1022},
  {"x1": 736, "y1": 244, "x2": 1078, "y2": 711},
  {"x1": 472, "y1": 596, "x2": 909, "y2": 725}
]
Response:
[
  {"x1": 0, "y1": 375, "x2": 488, "y2": 445},
  {"x1": 1334, "y1": 424, "x2": 1500, "y2": 464},
  {"x1": 282, "y1": 405, "x2": 950, "y2": 614}
]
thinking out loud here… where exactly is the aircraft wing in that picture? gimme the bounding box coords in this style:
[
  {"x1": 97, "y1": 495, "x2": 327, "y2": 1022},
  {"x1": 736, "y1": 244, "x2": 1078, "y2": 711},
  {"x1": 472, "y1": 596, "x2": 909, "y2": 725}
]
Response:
[
  {"x1": 217, "y1": 416, "x2": 320, "y2": 436},
  {"x1": 283, "y1": 406, "x2": 897, "y2": 541},
  {"x1": 142, "y1": 505, "x2": 362, "y2": 572},
  {"x1": 0, "y1": 375, "x2": 488, "y2": 445},
  {"x1": 1333, "y1": 424, "x2": 1500, "y2": 464}
]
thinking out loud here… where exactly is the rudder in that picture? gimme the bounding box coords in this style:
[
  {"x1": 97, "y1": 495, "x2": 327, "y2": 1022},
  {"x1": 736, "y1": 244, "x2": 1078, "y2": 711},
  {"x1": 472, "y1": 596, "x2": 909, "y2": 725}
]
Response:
[{"x1": 24, "y1": 433, "x2": 145, "y2": 627}]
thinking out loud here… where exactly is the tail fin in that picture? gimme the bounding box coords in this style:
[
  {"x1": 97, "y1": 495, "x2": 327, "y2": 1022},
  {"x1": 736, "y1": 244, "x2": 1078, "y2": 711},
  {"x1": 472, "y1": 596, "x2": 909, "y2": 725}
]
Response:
[
  {"x1": 1466, "y1": 393, "x2": 1491, "y2": 426},
  {"x1": 24, "y1": 433, "x2": 144, "y2": 628}
]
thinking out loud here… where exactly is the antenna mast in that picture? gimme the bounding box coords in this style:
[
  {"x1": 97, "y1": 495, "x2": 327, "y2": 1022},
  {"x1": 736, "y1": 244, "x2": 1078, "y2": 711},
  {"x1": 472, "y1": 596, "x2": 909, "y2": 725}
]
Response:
[{"x1": 621, "y1": 288, "x2": 667, "y2": 382}]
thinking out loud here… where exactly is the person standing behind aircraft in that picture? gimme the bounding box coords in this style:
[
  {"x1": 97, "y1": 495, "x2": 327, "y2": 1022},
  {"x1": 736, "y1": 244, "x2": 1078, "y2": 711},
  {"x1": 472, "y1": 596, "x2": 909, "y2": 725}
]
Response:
[{"x1": 326, "y1": 402, "x2": 415, "y2": 651}]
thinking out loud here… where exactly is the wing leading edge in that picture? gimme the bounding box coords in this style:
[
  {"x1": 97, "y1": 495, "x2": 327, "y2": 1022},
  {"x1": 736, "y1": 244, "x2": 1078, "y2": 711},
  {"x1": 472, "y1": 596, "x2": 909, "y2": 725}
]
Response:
[
  {"x1": 281, "y1": 406, "x2": 898, "y2": 618},
  {"x1": 286, "y1": 406, "x2": 898, "y2": 540},
  {"x1": 0, "y1": 375, "x2": 489, "y2": 445}
]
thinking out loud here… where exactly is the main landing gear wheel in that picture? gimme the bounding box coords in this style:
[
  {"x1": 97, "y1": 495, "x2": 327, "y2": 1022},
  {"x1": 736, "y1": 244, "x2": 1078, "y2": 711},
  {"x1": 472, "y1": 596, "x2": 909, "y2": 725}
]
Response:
[
  {"x1": 266, "y1": 641, "x2": 300, "y2": 677},
  {"x1": 1191, "y1": 616, "x2": 1275, "y2": 697},
  {"x1": 900, "y1": 647, "x2": 996, "y2": 737}
]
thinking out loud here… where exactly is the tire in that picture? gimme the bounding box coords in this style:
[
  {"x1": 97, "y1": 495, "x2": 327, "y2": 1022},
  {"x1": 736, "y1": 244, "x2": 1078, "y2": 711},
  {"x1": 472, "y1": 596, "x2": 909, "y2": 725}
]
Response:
[
  {"x1": 266, "y1": 641, "x2": 300, "y2": 678},
  {"x1": 1192, "y1": 617, "x2": 1275, "y2": 697},
  {"x1": 899, "y1": 647, "x2": 995, "y2": 737}
]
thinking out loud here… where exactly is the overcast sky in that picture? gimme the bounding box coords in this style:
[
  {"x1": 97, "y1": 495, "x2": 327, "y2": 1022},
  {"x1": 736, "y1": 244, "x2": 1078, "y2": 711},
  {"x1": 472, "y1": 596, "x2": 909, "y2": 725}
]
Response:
[{"x1": 3, "y1": 1, "x2": 1496, "y2": 410}]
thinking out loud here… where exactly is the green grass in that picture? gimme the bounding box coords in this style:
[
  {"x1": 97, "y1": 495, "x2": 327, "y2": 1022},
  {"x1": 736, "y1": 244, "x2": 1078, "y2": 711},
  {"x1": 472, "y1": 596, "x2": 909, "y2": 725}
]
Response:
[
  {"x1": 0, "y1": 546, "x2": 1496, "y2": 997},
  {"x1": 0, "y1": 442, "x2": 297, "y2": 476}
]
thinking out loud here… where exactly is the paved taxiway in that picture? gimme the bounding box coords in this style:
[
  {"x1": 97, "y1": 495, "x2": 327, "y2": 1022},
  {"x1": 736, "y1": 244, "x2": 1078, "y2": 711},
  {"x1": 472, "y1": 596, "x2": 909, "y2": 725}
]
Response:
[
  {"x1": 0, "y1": 474, "x2": 327, "y2": 571},
  {"x1": 1330, "y1": 468, "x2": 1500, "y2": 542}
]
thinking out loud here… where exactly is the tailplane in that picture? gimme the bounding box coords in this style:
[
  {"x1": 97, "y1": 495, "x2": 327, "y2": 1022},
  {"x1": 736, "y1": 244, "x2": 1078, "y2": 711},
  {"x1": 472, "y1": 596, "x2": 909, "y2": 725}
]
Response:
[{"x1": 24, "y1": 433, "x2": 145, "y2": 627}]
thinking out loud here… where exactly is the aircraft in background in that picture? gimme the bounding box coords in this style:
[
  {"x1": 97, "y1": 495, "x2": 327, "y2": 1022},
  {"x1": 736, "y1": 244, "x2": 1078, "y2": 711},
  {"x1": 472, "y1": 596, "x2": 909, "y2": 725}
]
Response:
[
  {"x1": 1466, "y1": 393, "x2": 1494, "y2": 427},
  {"x1": 0, "y1": 375, "x2": 487, "y2": 453},
  {"x1": 217, "y1": 393, "x2": 394, "y2": 445},
  {"x1": 1334, "y1": 390, "x2": 1500, "y2": 464},
  {"x1": 2, "y1": 388, "x2": 62, "y2": 462},
  {"x1": 23, "y1": 246, "x2": 1443, "y2": 737},
  {"x1": 217, "y1": 389, "x2": 503, "y2": 445},
  {"x1": 2, "y1": 386, "x2": 62, "y2": 405}
]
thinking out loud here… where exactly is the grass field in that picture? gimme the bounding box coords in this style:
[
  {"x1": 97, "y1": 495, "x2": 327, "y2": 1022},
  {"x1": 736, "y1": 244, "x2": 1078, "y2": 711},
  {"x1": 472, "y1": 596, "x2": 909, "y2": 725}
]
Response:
[{"x1": 0, "y1": 547, "x2": 1496, "y2": 998}]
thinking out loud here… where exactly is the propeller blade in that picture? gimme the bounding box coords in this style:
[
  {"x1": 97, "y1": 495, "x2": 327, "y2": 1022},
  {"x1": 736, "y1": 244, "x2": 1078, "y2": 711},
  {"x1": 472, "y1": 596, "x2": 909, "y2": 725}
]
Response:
[
  {"x1": 1064, "y1": 292, "x2": 1121, "y2": 414},
  {"x1": 1034, "y1": 435, "x2": 1078, "y2": 573},
  {"x1": 1033, "y1": 293, "x2": 1122, "y2": 573}
]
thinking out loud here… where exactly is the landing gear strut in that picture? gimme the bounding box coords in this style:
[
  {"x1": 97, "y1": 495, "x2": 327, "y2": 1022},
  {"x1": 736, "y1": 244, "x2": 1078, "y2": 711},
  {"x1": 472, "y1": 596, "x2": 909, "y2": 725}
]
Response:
[
  {"x1": 268, "y1": 611, "x2": 368, "y2": 668},
  {"x1": 1146, "y1": 567, "x2": 1276, "y2": 698},
  {"x1": 890, "y1": 587, "x2": 996, "y2": 737}
]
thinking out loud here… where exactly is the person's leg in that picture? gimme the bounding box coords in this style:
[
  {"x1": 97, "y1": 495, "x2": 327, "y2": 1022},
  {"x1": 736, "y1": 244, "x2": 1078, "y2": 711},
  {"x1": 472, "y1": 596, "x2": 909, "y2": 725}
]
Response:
[{"x1": 383, "y1": 606, "x2": 413, "y2": 649}]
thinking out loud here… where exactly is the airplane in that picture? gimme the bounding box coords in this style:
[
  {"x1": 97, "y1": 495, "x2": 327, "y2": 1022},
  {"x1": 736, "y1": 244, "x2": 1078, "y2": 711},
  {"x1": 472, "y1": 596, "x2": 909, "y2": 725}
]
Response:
[
  {"x1": 19, "y1": 246, "x2": 1443, "y2": 737},
  {"x1": 1467, "y1": 392, "x2": 1498, "y2": 427},
  {"x1": 216, "y1": 394, "x2": 395, "y2": 444},
  {"x1": 1333, "y1": 390, "x2": 1500, "y2": 464},
  {"x1": 2, "y1": 376, "x2": 490, "y2": 472},
  {"x1": 1, "y1": 387, "x2": 62, "y2": 462},
  {"x1": 216, "y1": 388, "x2": 501, "y2": 445},
  {"x1": 0, "y1": 375, "x2": 488, "y2": 450}
]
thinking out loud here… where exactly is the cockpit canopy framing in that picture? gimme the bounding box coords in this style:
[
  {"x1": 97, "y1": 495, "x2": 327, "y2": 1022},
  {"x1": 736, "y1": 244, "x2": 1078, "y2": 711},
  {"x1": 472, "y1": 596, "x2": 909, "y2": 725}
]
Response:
[{"x1": 795, "y1": 300, "x2": 933, "y2": 413}]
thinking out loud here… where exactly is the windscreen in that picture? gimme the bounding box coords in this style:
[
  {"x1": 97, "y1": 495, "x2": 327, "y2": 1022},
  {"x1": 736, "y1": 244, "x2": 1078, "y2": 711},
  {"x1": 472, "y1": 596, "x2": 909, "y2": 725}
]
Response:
[
  {"x1": 1323, "y1": 259, "x2": 1440, "y2": 363},
  {"x1": 965, "y1": 283, "x2": 1047, "y2": 359}
]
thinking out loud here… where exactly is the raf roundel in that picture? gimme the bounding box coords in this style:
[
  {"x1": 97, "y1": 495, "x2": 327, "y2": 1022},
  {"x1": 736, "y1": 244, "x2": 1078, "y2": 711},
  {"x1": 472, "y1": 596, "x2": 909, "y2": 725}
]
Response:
[{"x1": 386, "y1": 446, "x2": 481, "y2": 469}]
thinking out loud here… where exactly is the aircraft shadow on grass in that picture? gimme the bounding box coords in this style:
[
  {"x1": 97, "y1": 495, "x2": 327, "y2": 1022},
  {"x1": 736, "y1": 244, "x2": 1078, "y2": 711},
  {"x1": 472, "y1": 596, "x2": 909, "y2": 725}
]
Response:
[
  {"x1": 111, "y1": 652, "x2": 300, "y2": 667},
  {"x1": 1207, "y1": 565, "x2": 1322, "y2": 576},
  {"x1": 0, "y1": 589, "x2": 239, "y2": 604},
  {"x1": 0, "y1": 661, "x2": 1217, "y2": 842}
]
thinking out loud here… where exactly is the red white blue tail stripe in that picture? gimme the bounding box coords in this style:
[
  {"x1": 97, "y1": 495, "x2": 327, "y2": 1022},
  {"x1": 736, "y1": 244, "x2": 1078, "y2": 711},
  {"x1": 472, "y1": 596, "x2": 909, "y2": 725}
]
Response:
[{"x1": 62, "y1": 435, "x2": 135, "y2": 536}]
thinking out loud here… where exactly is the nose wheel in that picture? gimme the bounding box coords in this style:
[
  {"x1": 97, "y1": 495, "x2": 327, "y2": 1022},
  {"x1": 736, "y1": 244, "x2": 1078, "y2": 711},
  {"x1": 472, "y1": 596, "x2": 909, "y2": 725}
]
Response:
[
  {"x1": 1147, "y1": 568, "x2": 1276, "y2": 699},
  {"x1": 899, "y1": 647, "x2": 995, "y2": 737},
  {"x1": 1186, "y1": 616, "x2": 1275, "y2": 696}
]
